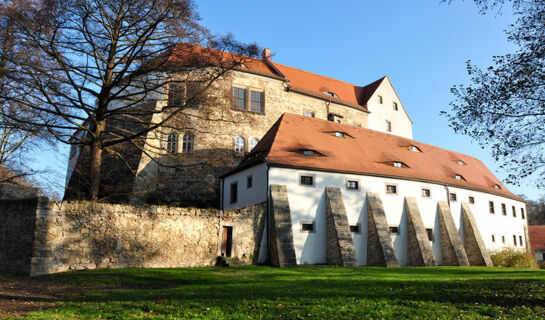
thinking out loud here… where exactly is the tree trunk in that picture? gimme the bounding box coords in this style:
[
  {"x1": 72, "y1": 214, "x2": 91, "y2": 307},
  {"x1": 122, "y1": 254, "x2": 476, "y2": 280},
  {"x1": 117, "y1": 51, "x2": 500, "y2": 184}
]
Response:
[{"x1": 89, "y1": 120, "x2": 105, "y2": 201}]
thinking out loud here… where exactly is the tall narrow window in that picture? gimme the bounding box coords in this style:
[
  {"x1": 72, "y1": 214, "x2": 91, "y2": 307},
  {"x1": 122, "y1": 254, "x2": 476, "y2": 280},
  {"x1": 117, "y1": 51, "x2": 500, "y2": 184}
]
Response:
[
  {"x1": 249, "y1": 138, "x2": 259, "y2": 151},
  {"x1": 501, "y1": 203, "x2": 507, "y2": 216},
  {"x1": 250, "y1": 91, "x2": 264, "y2": 113},
  {"x1": 519, "y1": 235, "x2": 523, "y2": 246},
  {"x1": 378, "y1": 95, "x2": 383, "y2": 104},
  {"x1": 521, "y1": 208, "x2": 525, "y2": 219},
  {"x1": 235, "y1": 136, "x2": 245, "y2": 153},
  {"x1": 168, "y1": 84, "x2": 183, "y2": 106},
  {"x1": 233, "y1": 87, "x2": 247, "y2": 110},
  {"x1": 512, "y1": 206, "x2": 516, "y2": 217},
  {"x1": 513, "y1": 235, "x2": 517, "y2": 246},
  {"x1": 386, "y1": 120, "x2": 392, "y2": 132},
  {"x1": 185, "y1": 82, "x2": 202, "y2": 108},
  {"x1": 230, "y1": 182, "x2": 238, "y2": 204},
  {"x1": 167, "y1": 133, "x2": 177, "y2": 153},
  {"x1": 489, "y1": 201, "x2": 495, "y2": 214},
  {"x1": 491, "y1": 234, "x2": 495, "y2": 242},
  {"x1": 182, "y1": 134, "x2": 194, "y2": 154},
  {"x1": 393, "y1": 102, "x2": 398, "y2": 111},
  {"x1": 426, "y1": 228, "x2": 433, "y2": 241}
]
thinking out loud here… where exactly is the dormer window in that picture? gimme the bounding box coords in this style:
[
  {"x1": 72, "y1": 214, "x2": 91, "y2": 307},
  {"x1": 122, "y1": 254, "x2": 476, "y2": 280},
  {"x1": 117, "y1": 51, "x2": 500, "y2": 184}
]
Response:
[
  {"x1": 457, "y1": 160, "x2": 467, "y2": 166},
  {"x1": 335, "y1": 132, "x2": 345, "y2": 138},
  {"x1": 408, "y1": 145, "x2": 422, "y2": 152},
  {"x1": 303, "y1": 150, "x2": 315, "y2": 156},
  {"x1": 455, "y1": 174, "x2": 466, "y2": 181},
  {"x1": 384, "y1": 161, "x2": 409, "y2": 168},
  {"x1": 393, "y1": 162, "x2": 402, "y2": 168},
  {"x1": 327, "y1": 131, "x2": 352, "y2": 139},
  {"x1": 494, "y1": 184, "x2": 502, "y2": 190},
  {"x1": 322, "y1": 91, "x2": 338, "y2": 97}
]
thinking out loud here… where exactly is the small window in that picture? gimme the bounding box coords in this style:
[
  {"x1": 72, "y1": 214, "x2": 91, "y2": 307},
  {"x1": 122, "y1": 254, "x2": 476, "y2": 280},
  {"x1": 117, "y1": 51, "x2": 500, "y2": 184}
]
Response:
[
  {"x1": 246, "y1": 175, "x2": 252, "y2": 189},
  {"x1": 393, "y1": 161, "x2": 402, "y2": 168},
  {"x1": 328, "y1": 113, "x2": 343, "y2": 123},
  {"x1": 501, "y1": 235, "x2": 505, "y2": 244},
  {"x1": 182, "y1": 133, "x2": 194, "y2": 154},
  {"x1": 449, "y1": 193, "x2": 457, "y2": 202},
  {"x1": 457, "y1": 160, "x2": 467, "y2": 166},
  {"x1": 521, "y1": 208, "x2": 525, "y2": 219},
  {"x1": 250, "y1": 90, "x2": 264, "y2": 113},
  {"x1": 300, "y1": 175, "x2": 314, "y2": 186},
  {"x1": 353, "y1": 123, "x2": 361, "y2": 127},
  {"x1": 426, "y1": 228, "x2": 433, "y2": 241},
  {"x1": 489, "y1": 201, "x2": 495, "y2": 214},
  {"x1": 386, "y1": 120, "x2": 392, "y2": 132},
  {"x1": 386, "y1": 184, "x2": 397, "y2": 194},
  {"x1": 494, "y1": 184, "x2": 501, "y2": 190},
  {"x1": 346, "y1": 180, "x2": 359, "y2": 190},
  {"x1": 301, "y1": 221, "x2": 315, "y2": 232},
  {"x1": 167, "y1": 133, "x2": 177, "y2": 153},
  {"x1": 389, "y1": 226, "x2": 399, "y2": 234},
  {"x1": 513, "y1": 235, "x2": 517, "y2": 246},
  {"x1": 378, "y1": 95, "x2": 383, "y2": 104},
  {"x1": 519, "y1": 235, "x2": 523, "y2": 246},
  {"x1": 249, "y1": 138, "x2": 259, "y2": 151},
  {"x1": 393, "y1": 102, "x2": 398, "y2": 111},
  {"x1": 230, "y1": 182, "x2": 238, "y2": 204},
  {"x1": 421, "y1": 188, "x2": 431, "y2": 198},
  {"x1": 491, "y1": 234, "x2": 495, "y2": 242},
  {"x1": 235, "y1": 136, "x2": 245, "y2": 153},
  {"x1": 335, "y1": 131, "x2": 346, "y2": 138},
  {"x1": 350, "y1": 224, "x2": 361, "y2": 234},
  {"x1": 322, "y1": 91, "x2": 337, "y2": 97},
  {"x1": 501, "y1": 203, "x2": 507, "y2": 216},
  {"x1": 469, "y1": 196, "x2": 475, "y2": 204},
  {"x1": 302, "y1": 150, "x2": 315, "y2": 156},
  {"x1": 512, "y1": 206, "x2": 516, "y2": 217},
  {"x1": 304, "y1": 110, "x2": 315, "y2": 117},
  {"x1": 455, "y1": 174, "x2": 465, "y2": 181},
  {"x1": 168, "y1": 84, "x2": 184, "y2": 106},
  {"x1": 408, "y1": 145, "x2": 421, "y2": 152},
  {"x1": 233, "y1": 87, "x2": 247, "y2": 110}
]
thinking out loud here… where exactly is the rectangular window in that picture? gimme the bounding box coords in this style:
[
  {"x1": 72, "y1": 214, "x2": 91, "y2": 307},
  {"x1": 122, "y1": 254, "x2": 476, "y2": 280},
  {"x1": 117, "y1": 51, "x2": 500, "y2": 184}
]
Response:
[
  {"x1": 426, "y1": 228, "x2": 433, "y2": 241},
  {"x1": 230, "y1": 182, "x2": 238, "y2": 204},
  {"x1": 519, "y1": 235, "x2": 523, "y2": 246},
  {"x1": 521, "y1": 208, "x2": 525, "y2": 219},
  {"x1": 386, "y1": 120, "x2": 392, "y2": 132},
  {"x1": 422, "y1": 188, "x2": 431, "y2": 198},
  {"x1": 489, "y1": 201, "x2": 495, "y2": 214},
  {"x1": 378, "y1": 95, "x2": 383, "y2": 104},
  {"x1": 346, "y1": 180, "x2": 359, "y2": 190},
  {"x1": 469, "y1": 196, "x2": 475, "y2": 204},
  {"x1": 300, "y1": 175, "x2": 314, "y2": 186},
  {"x1": 389, "y1": 226, "x2": 399, "y2": 234},
  {"x1": 501, "y1": 203, "x2": 507, "y2": 216},
  {"x1": 246, "y1": 175, "x2": 252, "y2": 189},
  {"x1": 513, "y1": 235, "x2": 517, "y2": 246},
  {"x1": 512, "y1": 206, "x2": 516, "y2": 217},
  {"x1": 250, "y1": 90, "x2": 264, "y2": 113},
  {"x1": 449, "y1": 193, "x2": 457, "y2": 202},
  {"x1": 491, "y1": 234, "x2": 496, "y2": 242},
  {"x1": 502, "y1": 235, "x2": 505, "y2": 244},
  {"x1": 168, "y1": 84, "x2": 184, "y2": 106},
  {"x1": 185, "y1": 82, "x2": 202, "y2": 108},
  {"x1": 301, "y1": 221, "x2": 315, "y2": 232},
  {"x1": 393, "y1": 102, "x2": 398, "y2": 111},
  {"x1": 233, "y1": 87, "x2": 247, "y2": 110},
  {"x1": 350, "y1": 224, "x2": 361, "y2": 234},
  {"x1": 386, "y1": 184, "x2": 397, "y2": 194},
  {"x1": 303, "y1": 110, "x2": 315, "y2": 117}
]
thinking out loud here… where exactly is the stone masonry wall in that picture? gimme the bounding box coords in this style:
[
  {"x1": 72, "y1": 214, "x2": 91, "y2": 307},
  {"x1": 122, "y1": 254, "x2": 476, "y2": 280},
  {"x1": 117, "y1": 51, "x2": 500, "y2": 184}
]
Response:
[{"x1": 0, "y1": 198, "x2": 266, "y2": 276}]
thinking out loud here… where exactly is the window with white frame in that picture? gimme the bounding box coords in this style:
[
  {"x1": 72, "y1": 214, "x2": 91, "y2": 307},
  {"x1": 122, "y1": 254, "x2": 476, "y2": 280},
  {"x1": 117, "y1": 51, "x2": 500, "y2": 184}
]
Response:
[
  {"x1": 249, "y1": 138, "x2": 259, "y2": 151},
  {"x1": 303, "y1": 110, "x2": 315, "y2": 117},
  {"x1": 393, "y1": 161, "x2": 402, "y2": 168},
  {"x1": 167, "y1": 133, "x2": 177, "y2": 153},
  {"x1": 235, "y1": 136, "x2": 245, "y2": 153},
  {"x1": 182, "y1": 133, "x2": 194, "y2": 154},
  {"x1": 346, "y1": 180, "x2": 359, "y2": 190}
]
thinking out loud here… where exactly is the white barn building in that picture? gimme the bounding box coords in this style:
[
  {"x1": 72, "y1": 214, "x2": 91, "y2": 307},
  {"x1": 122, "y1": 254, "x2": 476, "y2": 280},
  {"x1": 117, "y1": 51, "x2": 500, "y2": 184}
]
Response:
[{"x1": 221, "y1": 113, "x2": 528, "y2": 267}]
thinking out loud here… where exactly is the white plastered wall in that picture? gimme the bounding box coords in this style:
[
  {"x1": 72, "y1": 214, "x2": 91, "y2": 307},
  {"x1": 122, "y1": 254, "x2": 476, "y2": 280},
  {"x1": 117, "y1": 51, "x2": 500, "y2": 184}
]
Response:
[
  {"x1": 366, "y1": 77, "x2": 413, "y2": 139},
  {"x1": 222, "y1": 163, "x2": 268, "y2": 210}
]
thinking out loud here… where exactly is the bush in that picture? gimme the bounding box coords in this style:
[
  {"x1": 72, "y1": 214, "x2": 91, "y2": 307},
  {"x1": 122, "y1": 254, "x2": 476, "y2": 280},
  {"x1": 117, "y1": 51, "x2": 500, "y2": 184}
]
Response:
[{"x1": 490, "y1": 248, "x2": 538, "y2": 268}]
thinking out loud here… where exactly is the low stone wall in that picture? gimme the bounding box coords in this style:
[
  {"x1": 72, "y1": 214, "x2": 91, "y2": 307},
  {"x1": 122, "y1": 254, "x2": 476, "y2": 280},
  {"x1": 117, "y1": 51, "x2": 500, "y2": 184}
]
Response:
[{"x1": 0, "y1": 198, "x2": 266, "y2": 276}]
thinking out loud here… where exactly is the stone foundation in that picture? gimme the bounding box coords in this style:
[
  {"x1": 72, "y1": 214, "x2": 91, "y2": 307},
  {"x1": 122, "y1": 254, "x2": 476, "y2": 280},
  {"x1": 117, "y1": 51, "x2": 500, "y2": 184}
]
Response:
[{"x1": 0, "y1": 198, "x2": 266, "y2": 276}]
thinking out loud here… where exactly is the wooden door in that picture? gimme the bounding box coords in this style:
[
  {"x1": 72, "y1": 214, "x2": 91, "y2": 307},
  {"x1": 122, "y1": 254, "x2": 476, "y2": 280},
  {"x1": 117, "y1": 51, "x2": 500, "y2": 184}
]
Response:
[{"x1": 221, "y1": 226, "x2": 233, "y2": 257}]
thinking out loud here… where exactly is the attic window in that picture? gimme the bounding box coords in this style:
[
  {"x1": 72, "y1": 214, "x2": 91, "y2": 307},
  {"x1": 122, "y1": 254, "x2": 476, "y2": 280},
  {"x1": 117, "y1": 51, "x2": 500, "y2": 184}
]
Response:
[
  {"x1": 328, "y1": 131, "x2": 352, "y2": 139},
  {"x1": 388, "y1": 161, "x2": 409, "y2": 168},
  {"x1": 455, "y1": 174, "x2": 466, "y2": 181},
  {"x1": 293, "y1": 149, "x2": 325, "y2": 157},
  {"x1": 322, "y1": 91, "x2": 337, "y2": 97},
  {"x1": 457, "y1": 160, "x2": 467, "y2": 166},
  {"x1": 393, "y1": 162, "x2": 402, "y2": 168},
  {"x1": 408, "y1": 145, "x2": 421, "y2": 152},
  {"x1": 494, "y1": 184, "x2": 502, "y2": 190},
  {"x1": 302, "y1": 150, "x2": 315, "y2": 156}
]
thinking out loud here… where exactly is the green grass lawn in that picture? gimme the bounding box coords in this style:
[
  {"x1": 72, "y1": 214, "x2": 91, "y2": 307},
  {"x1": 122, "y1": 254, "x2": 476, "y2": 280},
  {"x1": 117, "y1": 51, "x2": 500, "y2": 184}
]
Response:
[{"x1": 22, "y1": 266, "x2": 545, "y2": 319}]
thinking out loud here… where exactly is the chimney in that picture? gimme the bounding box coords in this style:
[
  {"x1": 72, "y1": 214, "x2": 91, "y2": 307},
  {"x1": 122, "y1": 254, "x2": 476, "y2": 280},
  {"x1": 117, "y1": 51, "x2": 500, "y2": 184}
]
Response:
[{"x1": 262, "y1": 48, "x2": 271, "y2": 60}]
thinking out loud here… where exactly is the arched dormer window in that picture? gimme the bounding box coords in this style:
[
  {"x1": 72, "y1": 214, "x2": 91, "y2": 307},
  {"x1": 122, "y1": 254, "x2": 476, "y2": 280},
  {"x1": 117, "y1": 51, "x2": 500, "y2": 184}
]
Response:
[
  {"x1": 408, "y1": 145, "x2": 422, "y2": 152},
  {"x1": 457, "y1": 160, "x2": 467, "y2": 166},
  {"x1": 167, "y1": 133, "x2": 177, "y2": 153},
  {"x1": 182, "y1": 134, "x2": 194, "y2": 154},
  {"x1": 494, "y1": 184, "x2": 502, "y2": 190},
  {"x1": 322, "y1": 91, "x2": 337, "y2": 97},
  {"x1": 455, "y1": 174, "x2": 466, "y2": 181},
  {"x1": 249, "y1": 138, "x2": 259, "y2": 151},
  {"x1": 294, "y1": 149, "x2": 325, "y2": 157},
  {"x1": 235, "y1": 136, "x2": 245, "y2": 153},
  {"x1": 387, "y1": 161, "x2": 409, "y2": 168}
]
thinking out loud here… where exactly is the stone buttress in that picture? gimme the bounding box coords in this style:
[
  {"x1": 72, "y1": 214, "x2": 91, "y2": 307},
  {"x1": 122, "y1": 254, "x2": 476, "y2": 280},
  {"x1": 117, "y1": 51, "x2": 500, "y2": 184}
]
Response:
[
  {"x1": 405, "y1": 197, "x2": 436, "y2": 266},
  {"x1": 461, "y1": 203, "x2": 493, "y2": 266},
  {"x1": 366, "y1": 192, "x2": 399, "y2": 267},
  {"x1": 325, "y1": 187, "x2": 357, "y2": 266},
  {"x1": 437, "y1": 201, "x2": 469, "y2": 266},
  {"x1": 269, "y1": 185, "x2": 297, "y2": 267}
]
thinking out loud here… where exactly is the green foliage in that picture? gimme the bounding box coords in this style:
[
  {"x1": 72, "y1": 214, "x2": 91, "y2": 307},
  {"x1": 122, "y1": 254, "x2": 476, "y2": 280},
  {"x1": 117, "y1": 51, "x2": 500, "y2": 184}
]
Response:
[
  {"x1": 16, "y1": 266, "x2": 545, "y2": 319},
  {"x1": 490, "y1": 248, "x2": 538, "y2": 268}
]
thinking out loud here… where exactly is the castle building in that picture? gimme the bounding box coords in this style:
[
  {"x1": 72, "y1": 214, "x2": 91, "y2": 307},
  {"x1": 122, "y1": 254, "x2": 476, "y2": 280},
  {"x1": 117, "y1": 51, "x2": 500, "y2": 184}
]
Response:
[{"x1": 221, "y1": 114, "x2": 528, "y2": 266}]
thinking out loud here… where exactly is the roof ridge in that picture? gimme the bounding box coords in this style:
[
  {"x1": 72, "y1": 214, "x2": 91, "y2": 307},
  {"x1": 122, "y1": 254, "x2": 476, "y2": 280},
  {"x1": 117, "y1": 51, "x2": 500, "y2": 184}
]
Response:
[{"x1": 271, "y1": 61, "x2": 361, "y2": 88}]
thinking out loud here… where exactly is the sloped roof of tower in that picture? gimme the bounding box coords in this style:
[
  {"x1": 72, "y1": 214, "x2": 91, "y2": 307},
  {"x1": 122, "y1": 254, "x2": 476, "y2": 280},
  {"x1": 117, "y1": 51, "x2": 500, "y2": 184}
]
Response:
[
  {"x1": 231, "y1": 113, "x2": 520, "y2": 201},
  {"x1": 165, "y1": 43, "x2": 389, "y2": 112}
]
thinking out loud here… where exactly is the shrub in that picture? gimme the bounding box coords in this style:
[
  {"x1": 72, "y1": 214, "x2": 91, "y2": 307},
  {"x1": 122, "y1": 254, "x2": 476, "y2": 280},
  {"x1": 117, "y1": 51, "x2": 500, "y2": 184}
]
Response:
[{"x1": 490, "y1": 248, "x2": 538, "y2": 268}]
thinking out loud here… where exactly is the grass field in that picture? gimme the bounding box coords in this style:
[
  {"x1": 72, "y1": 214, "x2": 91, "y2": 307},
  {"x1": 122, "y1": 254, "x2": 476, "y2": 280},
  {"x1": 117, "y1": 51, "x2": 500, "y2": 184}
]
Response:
[{"x1": 6, "y1": 266, "x2": 545, "y2": 319}]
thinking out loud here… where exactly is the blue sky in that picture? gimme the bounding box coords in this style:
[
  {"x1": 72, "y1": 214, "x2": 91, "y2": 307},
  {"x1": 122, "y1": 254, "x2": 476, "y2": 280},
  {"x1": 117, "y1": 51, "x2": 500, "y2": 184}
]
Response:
[{"x1": 34, "y1": 0, "x2": 543, "y2": 200}]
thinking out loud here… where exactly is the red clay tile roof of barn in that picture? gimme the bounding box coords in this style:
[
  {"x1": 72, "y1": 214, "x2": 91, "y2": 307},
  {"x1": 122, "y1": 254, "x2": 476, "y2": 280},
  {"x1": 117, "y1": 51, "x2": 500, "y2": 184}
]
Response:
[
  {"x1": 529, "y1": 226, "x2": 545, "y2": 251},
  {"x1": 166, "y1": 43, "x2": 381, "y2": 111},
  {"x1": 237, "y1": 113, "x2": 520, "y2": 200}
]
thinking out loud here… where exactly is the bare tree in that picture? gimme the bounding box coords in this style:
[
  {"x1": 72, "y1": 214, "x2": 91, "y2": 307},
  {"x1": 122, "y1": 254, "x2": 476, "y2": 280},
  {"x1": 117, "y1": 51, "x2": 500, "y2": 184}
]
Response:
[{"x1": 1, "y1": 0, "x2": 258, "y2": 200}]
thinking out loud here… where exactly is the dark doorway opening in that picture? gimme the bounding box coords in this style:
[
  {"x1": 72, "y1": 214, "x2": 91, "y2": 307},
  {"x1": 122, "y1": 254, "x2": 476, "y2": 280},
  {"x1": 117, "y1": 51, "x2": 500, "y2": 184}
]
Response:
[{"x1": 221, "y1": 226, "x2": 233, "y2": 257}]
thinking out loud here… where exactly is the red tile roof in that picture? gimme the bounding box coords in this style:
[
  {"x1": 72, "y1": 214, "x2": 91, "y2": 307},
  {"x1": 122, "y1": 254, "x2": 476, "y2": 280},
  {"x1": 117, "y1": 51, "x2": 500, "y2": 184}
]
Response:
[
  {"x1": 166, "y1": 43, "x2": 383, "y2": 111},
  {"x1": 529, "y1": 226, "x2": 545, "y2": 251},
  {"x1": 238, "y1": 113, "x2": 520, "y2": 200}
]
